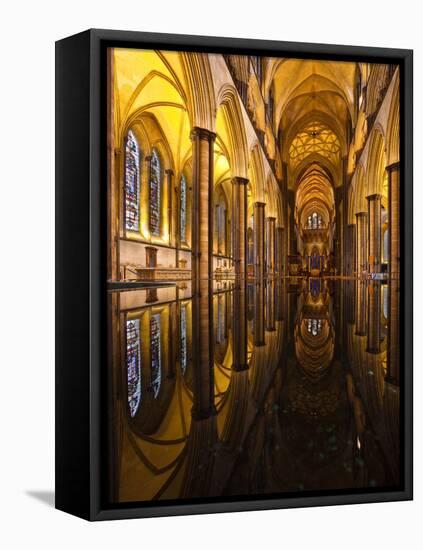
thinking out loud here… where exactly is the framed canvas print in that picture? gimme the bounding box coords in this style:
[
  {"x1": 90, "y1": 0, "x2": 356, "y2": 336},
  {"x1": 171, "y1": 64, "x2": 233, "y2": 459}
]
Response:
[{"x1": 55, "y1": 29, "x2": 413, "y2": 521}]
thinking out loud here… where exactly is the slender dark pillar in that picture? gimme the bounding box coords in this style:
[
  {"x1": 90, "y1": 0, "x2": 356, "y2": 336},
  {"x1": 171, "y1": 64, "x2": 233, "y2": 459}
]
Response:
[
  {"x1": 265, "y1": 217, "x2": 276, "y2": 277},
  {"x1": 275, "y1": 226, "x2": 284, "y2": 276},
  {"x1": 356, "y1": 212, "x2": 368, "y2": 274},
  {"x1": 232, "y1": 177, "x2": 248, "y2": 280},
  {"x1": 367, "y1": 194, "x2": 382, "y2": 273},
  {"x1": 253, "y1": 202, "x2": 265, "y2": 280},
  {"x1": 387, "y1": 162, "x2": 400, "y2": 281},
  {"x1": 190, "y1": 127, "x2": 216, "y2": 292}
]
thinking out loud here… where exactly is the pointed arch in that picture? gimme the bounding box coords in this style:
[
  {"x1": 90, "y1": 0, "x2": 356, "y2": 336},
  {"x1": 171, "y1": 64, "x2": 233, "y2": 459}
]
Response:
[{"x1": 216, "y1": 84, "x2": 249, "y2": 179}]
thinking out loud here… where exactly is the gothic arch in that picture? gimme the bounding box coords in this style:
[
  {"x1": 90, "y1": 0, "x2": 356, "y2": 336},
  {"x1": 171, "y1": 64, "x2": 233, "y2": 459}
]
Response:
[{"x1": 216, "y1": 84, "x2": 249, "y2": 179}]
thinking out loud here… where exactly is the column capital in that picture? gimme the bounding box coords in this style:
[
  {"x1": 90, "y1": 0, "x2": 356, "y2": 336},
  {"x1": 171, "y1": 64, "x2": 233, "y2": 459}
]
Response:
[
  {"x1": 164, "y1": 168, "x2": 174, "y2": 177},
  {"x1": 254, "y1": 201, "x2": 266, "y2": 208},
  {"x1": 266, "y1": 216, "x2": 276, "y2": 222},
  {"x1": 386, "y1": 161, "x2": 400, "y2": 173},
  {"x1": 356, "y1": 211, "x2": 368, "y2": 218},
  {"x1": 367, "y1": 193, "x2": 383, "y2": 201},
  {"x1": 231, "y1": 176, "x2": 249, "y2": 186},
  {"x1": 190, "y1": 126, "x2": 216, "y2": 143},
  {"x1": 144, "y1": 155, "x2": 152, "y2": 162}
]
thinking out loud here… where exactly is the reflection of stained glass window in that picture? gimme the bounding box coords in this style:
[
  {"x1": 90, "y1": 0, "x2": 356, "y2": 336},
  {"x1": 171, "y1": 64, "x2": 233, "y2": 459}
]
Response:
[
  {"x1": 216, "y1": 295, "x2": 224, "y2": 343},
  {"x1": 150, "y1": 313, "x2": 162, "y2": 398},
  {"x1": 306, "y1": 318, "x2": 323, "y2": 336},
  {"x1": 125, "y1": 130, "x2": 140, "y2": 231},
  {"x1": 150, "y1": 149, "x2": 161, "y2": 236},
  {"x1": 180, "y1": 305, "x2": 187, "y2": 374},
  {"x1": 180, "y1": 174, "x2": 187, "y2": 243},
  {"x1": 126, "y1": 319, "x2": 141, "y2": 417}
]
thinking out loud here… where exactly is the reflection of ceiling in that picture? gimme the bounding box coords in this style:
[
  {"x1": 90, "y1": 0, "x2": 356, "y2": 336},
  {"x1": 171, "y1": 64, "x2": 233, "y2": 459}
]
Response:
[{"x1": 289, "y1": 121, "x2": 340, "y2": 169}]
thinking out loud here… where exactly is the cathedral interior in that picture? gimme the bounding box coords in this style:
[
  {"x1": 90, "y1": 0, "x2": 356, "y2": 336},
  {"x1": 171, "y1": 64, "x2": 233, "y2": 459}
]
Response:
[{"x1": 106, "y1": 48, "x2": 401, "y2": 503}]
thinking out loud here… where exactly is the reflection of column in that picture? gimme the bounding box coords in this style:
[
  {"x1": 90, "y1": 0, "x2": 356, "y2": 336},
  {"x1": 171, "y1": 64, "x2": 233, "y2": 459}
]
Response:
[
  {"x1": 190, "y1": 127, "x2": 216, "y2": 293},
  {"x1": 191, "y1": 279, "x2": 214, "y2": 419},
  {"x1": 253, "y1": 282, "x2": 265, "y2": 346},
  {"x1": 355, "y1": 280, "x2": 367, "y2": 336},
  {"x1": 387, "y1": 162, "x2": 400, "y2": 280},
  {"x1": 265, "y1": 217, "x2": 276, "y2": 276},
  {"x1": 275, "y1": 227, "x2": 284, "y2": 276},
  {"x1": 265, "y1": 281, "x2": 276, "y2": 332},
  {"x1": 232, "y1": 177, "x2": 248, "y2": 280},
  {"x1": 232, "y1": 283, "x2": 248, "y2": 371},
  {"x1": 367, "y1": 281, "x2": 381, "y2": 353},
  {"x1": 275, "y1": 279, "x2": 285, "y2": 322},
  {"x1": 356, "y1": 212, "x2": 368, "y2": 274},
  {"x1": 387, "y1": 279, "x2": 400, "y2": 385},
  {"x1": 253, "y1": 202, "x2": 265, "y2": 279},
  {"x1": 367, "y1": 194, "x2": 382, "y2": 273}
]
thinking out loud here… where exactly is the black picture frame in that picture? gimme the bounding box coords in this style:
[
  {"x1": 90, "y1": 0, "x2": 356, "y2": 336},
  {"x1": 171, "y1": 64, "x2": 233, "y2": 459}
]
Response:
[{"x1": 55, "y1": 28, "x2": 413, "y2": 521}]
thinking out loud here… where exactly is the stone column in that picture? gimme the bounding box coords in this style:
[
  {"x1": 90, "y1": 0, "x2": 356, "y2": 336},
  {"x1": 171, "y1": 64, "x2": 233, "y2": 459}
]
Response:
[
  {"x1": 190, "y1": 127, "x2": 216, "y2": 420},
  {"x1": 232, "y1": 282, "x2": 248, "y2": 371},
  {"x1": 165, "y1": 168, "x2": 174, "y2": 247},
  {"x1": 367, "y1": 280, "x2": 381, "y2": 353},
  {"x1": 275, "y1": 227, "x2": 284, "y2": 276},
  {"x1": 143, "y1": 155, "x2": 152, "y2": 236},
  {"x1": 367, "y1": 194, "x2": 382, "y2": 273},
  {"x1": 387, "y1": 162, "x2": 400, "y2": 280},
  {"x1": 356, "y1": 212, "x2": 368, "y2": 275},
  {"x1": 253, "y1": 202, "x2": 265, "y2": 280},
  {"x1": 345, "y1": 224, "x2": 356, "y2": 276},
  {"x1": 232, "y1": 177, "x2": 248, "y2": 280},
  {"x1": 265, "y1": 217, "x2": 276, "y2": 277},
  {"x1": 190, "y1": 127, "x2": 216, "y2": 291}
]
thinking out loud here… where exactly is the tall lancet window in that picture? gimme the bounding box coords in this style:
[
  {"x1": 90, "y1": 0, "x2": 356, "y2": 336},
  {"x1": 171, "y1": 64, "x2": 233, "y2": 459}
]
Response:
[
  {"x1": 124, "y1": 130, "x2": 140, "y2": 231},
  {"x1": 126, "y1": 319, "x2": 141, "y2": 417},
  {"x1": 150, "y1": 148, "x2": 161, "y2": 236},
  {"x1": 150, "y1": 313, "x2": 162, "y2": 398},
  {"x1": 180, "y1": 174, "x2": 187, "y2": 243}
]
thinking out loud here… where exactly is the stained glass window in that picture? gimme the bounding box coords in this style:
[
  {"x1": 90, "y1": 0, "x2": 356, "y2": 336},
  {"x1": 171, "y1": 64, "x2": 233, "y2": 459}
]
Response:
[
  {"x1": 180, "y1": 305, "x2": 187, "y2": 374},
  {"x1": 180, "y1": 174, "x2": 187, "y2": 243},
  {"x1": 150, "y1": 313, "x2": 162, "y2": 398},
  {"x1": 126, "y1": 319, "x2": 141, "y2": 417},
  {"x1": 150, "y1": 149, "x2": 161, "y2": 236},
  {"x1": 217, "y1": 204, "x2": 226, "y2": 254},
  {"x1": 125, "y1": 130, "x2": 140, "y2": 231},
  {"x1": 307, "y1": 212, "x2": 322, "y2": 229},
  {"x1": 306, "y1": 318, "x2": 323, "y2": 336}
]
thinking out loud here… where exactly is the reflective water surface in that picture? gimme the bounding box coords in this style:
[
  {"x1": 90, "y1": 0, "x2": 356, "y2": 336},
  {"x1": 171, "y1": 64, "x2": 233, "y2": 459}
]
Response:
[{"x1": 106, "y1": 278, "x2": 400, "y2": 503}]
